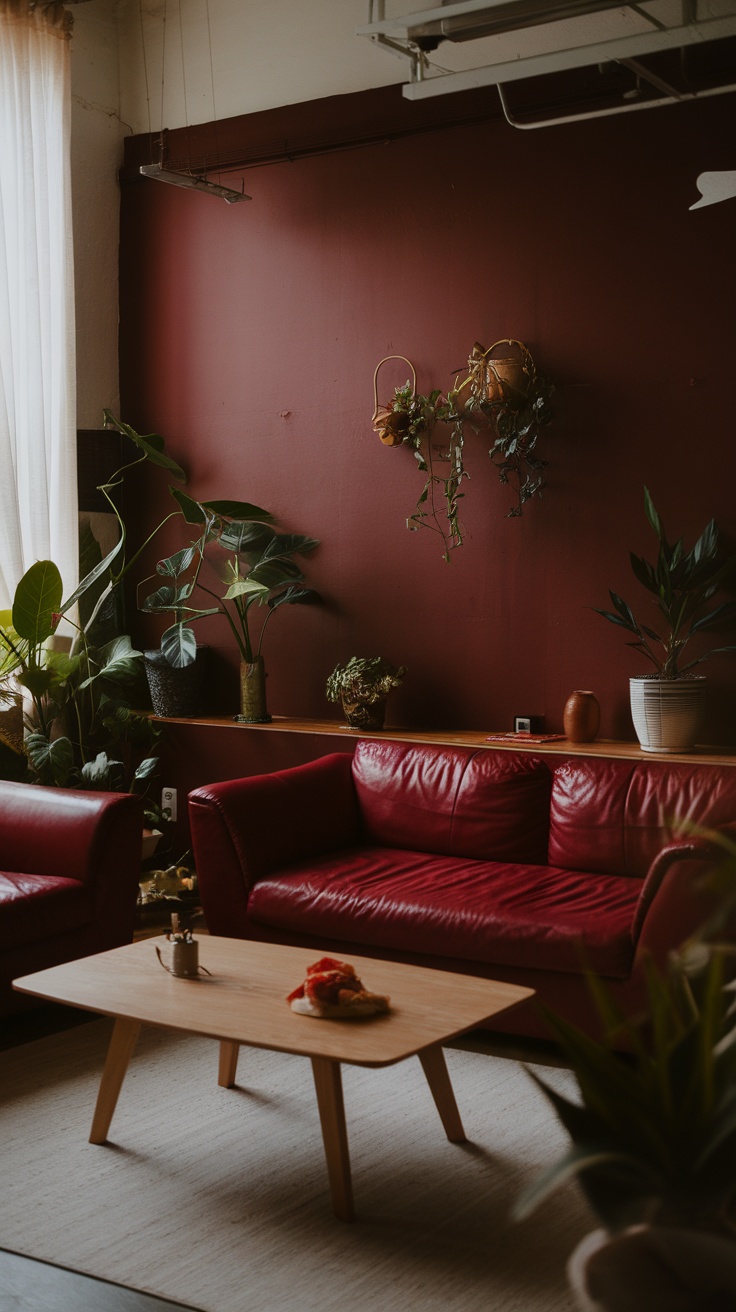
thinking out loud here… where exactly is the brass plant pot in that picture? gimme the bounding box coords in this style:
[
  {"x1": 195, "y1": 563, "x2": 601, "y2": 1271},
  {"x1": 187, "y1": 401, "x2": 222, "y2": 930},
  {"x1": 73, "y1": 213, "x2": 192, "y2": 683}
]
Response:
[
  {"x1": 341, "y1": 696, "x2": 387, "y2": 731},
  {"x1": 239, "y1": 657, "x2": 271, "y2": 723}
]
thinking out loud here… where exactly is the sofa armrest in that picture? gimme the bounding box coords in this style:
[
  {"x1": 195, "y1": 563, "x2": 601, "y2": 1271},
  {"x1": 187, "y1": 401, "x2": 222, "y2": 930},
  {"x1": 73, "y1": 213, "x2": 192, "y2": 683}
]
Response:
[
  {"x1": 632, "y1": 827, "x2": 736, "y2": 962},
  {"x1": 188, "y1": 753, "x2": 361, "y2": 935},
  {"x1": 0, "y1": 780, "x2": 141, "y2": 885},
  {"x1": 0, "y1": 781, "x2": 143, "y2": 948}
]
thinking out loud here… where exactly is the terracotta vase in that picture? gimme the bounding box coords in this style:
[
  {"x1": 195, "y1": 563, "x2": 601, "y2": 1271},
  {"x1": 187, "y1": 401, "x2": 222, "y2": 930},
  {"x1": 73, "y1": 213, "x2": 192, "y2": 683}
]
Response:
[
  {"x1": 239, "y1": 657, "x2": 271, "y2": 723},
  {"x1": 563, "y1": 690, "x2": 600, "y2": 743}
]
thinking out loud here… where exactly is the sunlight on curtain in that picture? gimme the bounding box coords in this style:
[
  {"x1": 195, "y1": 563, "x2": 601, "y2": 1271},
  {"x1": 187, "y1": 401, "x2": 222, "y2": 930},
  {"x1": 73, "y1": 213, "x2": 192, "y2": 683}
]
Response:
[{"x1": 0, "y1": 0, "x2": 78, "y2": 611}]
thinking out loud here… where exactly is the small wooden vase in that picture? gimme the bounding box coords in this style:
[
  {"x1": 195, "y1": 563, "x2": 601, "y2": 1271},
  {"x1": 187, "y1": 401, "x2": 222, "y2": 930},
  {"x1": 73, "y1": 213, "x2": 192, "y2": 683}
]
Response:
[{"x1": 563, "y1": 690, "x2": 600, "y2": 743}]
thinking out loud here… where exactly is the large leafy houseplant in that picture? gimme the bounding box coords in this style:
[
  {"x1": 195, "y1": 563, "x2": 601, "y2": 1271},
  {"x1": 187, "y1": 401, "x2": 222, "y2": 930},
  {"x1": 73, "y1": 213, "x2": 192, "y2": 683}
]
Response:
[
  {"x1": 0, "y1": 413, "x2": 187, "y2": 793},
  {"x1": 140, "y1": 494, "x2": 320, "y2": 669}
]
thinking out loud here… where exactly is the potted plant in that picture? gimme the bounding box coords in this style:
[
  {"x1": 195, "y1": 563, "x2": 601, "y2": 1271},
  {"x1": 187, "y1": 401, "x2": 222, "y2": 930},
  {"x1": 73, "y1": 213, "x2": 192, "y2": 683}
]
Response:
[
  {"x1": 325, "y1": 656, "x2": 407, "y2": 730},
  {"x1": 140, "y1": 487, "x2": 320, "y2": 722},
  {"x1": 594, "y1": 488, "x2": 736, "y2": 752},
  {"x1": 514, "y1": 830, "x2": 736, "y2": 1310}
]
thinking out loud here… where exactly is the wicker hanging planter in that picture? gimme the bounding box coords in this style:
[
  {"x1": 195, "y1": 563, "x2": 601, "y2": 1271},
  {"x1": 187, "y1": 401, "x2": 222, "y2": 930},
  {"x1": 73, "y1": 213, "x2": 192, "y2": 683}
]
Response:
[{"x1": 371, "y1": 355, "x2": 417, "y2": 446}]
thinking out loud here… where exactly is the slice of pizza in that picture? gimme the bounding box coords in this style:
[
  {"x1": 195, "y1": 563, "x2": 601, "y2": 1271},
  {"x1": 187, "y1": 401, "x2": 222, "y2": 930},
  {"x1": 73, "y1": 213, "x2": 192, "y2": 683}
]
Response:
[{"x1": 287, "y1": 956, "x2": 390, "y2": 1019}]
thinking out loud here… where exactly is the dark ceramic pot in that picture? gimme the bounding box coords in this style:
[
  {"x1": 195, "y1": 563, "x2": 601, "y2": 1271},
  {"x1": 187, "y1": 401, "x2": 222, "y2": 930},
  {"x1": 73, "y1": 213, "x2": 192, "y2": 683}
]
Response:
[{"x1": 144, "y1": 647, "x2": 209, "y2": 718}]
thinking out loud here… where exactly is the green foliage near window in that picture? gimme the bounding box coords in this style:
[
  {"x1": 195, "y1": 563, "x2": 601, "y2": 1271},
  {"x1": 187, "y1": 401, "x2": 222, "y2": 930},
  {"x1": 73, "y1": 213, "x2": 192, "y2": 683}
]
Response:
[{"x1": 0, "y1": 413, "x2": 188, "y2": 793}]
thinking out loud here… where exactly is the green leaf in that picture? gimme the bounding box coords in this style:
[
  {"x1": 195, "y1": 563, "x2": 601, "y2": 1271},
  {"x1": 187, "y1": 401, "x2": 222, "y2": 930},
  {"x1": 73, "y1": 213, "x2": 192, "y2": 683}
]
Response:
[
  {"x1": 643, "y1": 487, "x2": 664, "y2": 542},
  {"x1": 12, "y1": 561, "x2": 63, "y2": 644},
  {"x1": 629, "y1": 553, "x2": 658, "y2": 594},
  {"x1": 267, "y1": 585, "x2": 320, "y2": 612},
  {"x1": 131, "y1": 756, "x2": 159, "y2": 788},
  {"x1": 156, "y1": 545, "x2": 197, "y2": 577},
  {"x1": 160, "y1": 623, "x2": 197, "y2": 668},
  {"x1": 102, "y1": 411, "x2": 186, "y2": 481},
  {"x1": 513, "y1": 1141, "x2": 644, "y2": 1222},
  {"x1": 80, "y1": 751, "x2": 126, "y2": 790},
  {"x1": 217, "y1": 521, "x2": 275, "y2": 555},
  {"x1": 169, "y1": 488, "x2": 206, "y2": 525},
  {"x1": 201, "y1": 499, "x2": 274, "y2": 523},
  {"x1": 689, "y1": 602, "x2": 736, "y2": 636},
  {"x1": 247, "y1": 560, "x2": 304, "y2": 593},
  {"x1": 25, "y1": 732, "x2": 75, "y2": 786},
  {"x1": 224, "y1": 577, "x2": 268, "y2": 602}
]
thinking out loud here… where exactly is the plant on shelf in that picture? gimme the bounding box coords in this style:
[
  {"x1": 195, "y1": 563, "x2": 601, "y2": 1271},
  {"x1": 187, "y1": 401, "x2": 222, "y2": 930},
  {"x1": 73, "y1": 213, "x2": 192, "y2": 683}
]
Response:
[
  {"x1": 325, "y1": 656, "x2": 407, "y2": 731},
  {"x1": 372, "y1": 341, "x2": 553, "y2": 562},
  {"x1": 140, "y1": 487, "x2": 321, "y2": 723},
  {"x1": 593, "y1": 487, "x2": 736, "y2": 752},
  {"x1": 514, "y1": 830, "x2": 736, "y2": 1311}
]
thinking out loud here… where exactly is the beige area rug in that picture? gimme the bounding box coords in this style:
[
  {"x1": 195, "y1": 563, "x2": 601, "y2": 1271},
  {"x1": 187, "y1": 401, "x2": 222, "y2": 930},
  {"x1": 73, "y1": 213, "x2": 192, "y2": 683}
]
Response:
[{"x1": 0, "y1": 1019, "x2": 591, "y2": 1312}]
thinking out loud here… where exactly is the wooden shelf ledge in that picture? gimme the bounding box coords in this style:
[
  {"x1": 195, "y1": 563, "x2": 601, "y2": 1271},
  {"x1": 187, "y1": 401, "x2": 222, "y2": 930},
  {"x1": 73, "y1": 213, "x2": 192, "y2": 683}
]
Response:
[{"x1": 151, "y1": 715, "x2": 736, "y2": 767}]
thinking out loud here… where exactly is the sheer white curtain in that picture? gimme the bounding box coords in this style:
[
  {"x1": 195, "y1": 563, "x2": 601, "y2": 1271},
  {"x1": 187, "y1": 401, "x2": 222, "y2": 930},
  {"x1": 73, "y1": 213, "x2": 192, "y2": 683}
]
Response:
[{"x1": 0, "y1": 0, "x2": 78, "y2": 610}]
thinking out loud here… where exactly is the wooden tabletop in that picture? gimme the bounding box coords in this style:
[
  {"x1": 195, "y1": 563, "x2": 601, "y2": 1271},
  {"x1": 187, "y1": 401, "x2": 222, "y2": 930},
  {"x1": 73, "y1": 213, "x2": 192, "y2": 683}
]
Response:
[{"x1": 13, "y1": 937, "x2": 533, "y2": 1068}]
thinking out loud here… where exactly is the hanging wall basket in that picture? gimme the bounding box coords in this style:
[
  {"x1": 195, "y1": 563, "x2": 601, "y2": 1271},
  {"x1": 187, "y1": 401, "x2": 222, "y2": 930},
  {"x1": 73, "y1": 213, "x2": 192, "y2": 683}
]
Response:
[{"x1": 372, "y1": 355, "x2": 417, "y2": 446}]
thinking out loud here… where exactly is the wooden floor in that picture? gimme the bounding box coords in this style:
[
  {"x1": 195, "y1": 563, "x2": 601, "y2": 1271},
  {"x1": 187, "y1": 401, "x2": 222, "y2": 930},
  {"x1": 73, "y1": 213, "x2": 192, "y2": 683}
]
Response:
[{"x1": 0, "y1": 1247, "x2": 202, "y2": 1311}]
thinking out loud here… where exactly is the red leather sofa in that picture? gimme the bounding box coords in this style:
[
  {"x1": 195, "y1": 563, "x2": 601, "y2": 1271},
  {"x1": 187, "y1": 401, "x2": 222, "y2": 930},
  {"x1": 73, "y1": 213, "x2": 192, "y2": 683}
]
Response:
[
  {"x1": 188, "y1": 740, "x2": 736, "y2": 1043},
  {"x1": 0, "y1": 780, "x2": 143, "y2": 1016}
]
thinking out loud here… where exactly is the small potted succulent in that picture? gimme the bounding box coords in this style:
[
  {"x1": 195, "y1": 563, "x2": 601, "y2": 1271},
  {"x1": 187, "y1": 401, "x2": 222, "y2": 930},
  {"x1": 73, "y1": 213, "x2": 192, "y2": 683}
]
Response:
[
  {"x1": 594, "y1": 487, "x2": 736, "y2": 752},
  {"x1": 325, "y1": 656, "x2": 407, "y2": 731}
]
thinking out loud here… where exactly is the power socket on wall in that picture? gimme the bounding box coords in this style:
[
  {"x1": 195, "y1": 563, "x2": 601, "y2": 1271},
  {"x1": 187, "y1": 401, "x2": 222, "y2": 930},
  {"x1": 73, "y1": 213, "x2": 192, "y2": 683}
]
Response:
[{"x1": 161, "y1": 787, "x2": 178, "y2": 823}]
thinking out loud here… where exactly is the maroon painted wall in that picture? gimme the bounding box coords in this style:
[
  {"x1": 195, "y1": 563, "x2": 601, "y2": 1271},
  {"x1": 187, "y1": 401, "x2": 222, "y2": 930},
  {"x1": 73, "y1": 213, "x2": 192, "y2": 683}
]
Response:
[{"x1": 119, "y1": 84, "x2": 736, "y2": 817}]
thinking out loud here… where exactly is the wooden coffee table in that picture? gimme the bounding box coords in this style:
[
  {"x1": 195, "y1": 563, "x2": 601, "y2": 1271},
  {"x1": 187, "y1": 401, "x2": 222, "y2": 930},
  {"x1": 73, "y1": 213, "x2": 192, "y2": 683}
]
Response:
[{"x1": 13, "y1": 937, "x2": 533, "y2": 1221}]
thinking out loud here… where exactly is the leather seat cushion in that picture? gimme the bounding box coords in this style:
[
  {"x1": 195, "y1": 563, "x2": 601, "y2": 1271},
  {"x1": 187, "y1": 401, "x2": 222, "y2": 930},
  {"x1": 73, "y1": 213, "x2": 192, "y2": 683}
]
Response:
[
  {"x1": 0, "y1": 872, "x2": 94, "y2": 950},
  {"x1": 247, "y1": 847, "x2": 640, "y2": 978}
]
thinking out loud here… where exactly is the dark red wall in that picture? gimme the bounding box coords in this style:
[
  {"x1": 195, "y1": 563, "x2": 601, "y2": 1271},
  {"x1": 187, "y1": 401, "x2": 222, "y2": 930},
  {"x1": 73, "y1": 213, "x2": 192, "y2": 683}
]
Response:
[{"x1": 119, "y1": 84, "x2": 736, "y2": 813}]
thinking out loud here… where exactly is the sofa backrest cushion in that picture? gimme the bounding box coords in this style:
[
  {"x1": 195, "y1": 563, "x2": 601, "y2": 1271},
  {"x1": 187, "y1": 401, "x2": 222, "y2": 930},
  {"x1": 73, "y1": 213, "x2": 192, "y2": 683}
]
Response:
[
  {"x1": 352, "y1": 740, "x2": 551, "y2": 863},
  {"x1": 549, "y1": 757, "x2": 736, "y2": 878}
]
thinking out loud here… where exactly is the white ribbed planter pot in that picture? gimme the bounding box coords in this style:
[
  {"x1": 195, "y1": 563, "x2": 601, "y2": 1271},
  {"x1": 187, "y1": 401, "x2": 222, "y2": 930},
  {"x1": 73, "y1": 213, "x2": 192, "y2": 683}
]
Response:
[{"x1": 629, "y1": 676, "x2": 706, "y2": 753}]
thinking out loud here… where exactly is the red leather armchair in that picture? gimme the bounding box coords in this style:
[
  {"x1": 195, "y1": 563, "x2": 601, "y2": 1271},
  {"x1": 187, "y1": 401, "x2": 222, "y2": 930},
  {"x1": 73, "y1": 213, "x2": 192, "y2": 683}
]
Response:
[
  {"x1": 0, "y1": 781, "x2": 143, "y2": 1016},
  {"x1": 189, "y1": 741, "x2": 736, "y2": 1044}
]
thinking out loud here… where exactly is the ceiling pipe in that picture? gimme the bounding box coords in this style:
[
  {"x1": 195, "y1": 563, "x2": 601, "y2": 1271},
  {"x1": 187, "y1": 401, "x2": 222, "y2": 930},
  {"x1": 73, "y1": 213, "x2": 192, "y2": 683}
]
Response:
[{"x1": 496, "y1": 79, "x2": 736, "y2": 130}]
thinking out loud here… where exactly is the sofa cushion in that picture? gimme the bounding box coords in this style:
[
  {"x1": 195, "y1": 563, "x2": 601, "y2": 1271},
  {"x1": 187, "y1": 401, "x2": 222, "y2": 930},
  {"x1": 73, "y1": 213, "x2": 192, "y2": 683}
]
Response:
[
  {"x1": 352, "y1": 741, "x2": 551, "y2": 864},
  {"x1": 0, "y1": 872, "x2": 94, "y2": 950},
  {"x1": 247, "y1": 848, "x2": 639, "y2": 978},
  {"x1": 549, "y1": 758, "x2": 736, "y2": 878}
]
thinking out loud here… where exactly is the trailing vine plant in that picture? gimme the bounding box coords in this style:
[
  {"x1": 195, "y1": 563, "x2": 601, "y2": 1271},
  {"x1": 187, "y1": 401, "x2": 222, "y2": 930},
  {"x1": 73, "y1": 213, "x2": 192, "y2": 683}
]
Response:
[{"x1": 372, "y1": 341, "x2": 554, "y2": 562}]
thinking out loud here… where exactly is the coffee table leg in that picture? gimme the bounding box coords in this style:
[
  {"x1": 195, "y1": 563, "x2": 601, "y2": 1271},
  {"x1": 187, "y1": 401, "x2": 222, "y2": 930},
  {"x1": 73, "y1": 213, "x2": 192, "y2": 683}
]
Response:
[
  {"x1": 218, "y1": 1040, "x2": 240, "y2": 1088},
  {"x1": 89, "y1": 1018, "x2": 141, "y2": 1145},
  {"x1": 310, "y1": 1058, "x2": 354, "y2": 1222},
  {"x1": 419, "y1": 1044, "x2": 467, "y2": 1143}
]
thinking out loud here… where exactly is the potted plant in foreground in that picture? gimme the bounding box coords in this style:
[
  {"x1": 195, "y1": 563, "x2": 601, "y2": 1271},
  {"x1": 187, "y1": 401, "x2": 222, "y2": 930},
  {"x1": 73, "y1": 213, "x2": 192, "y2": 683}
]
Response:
[
  {"x1": 514, "y1": 830, "x2": 736, "y2": 1310},
  {"x1": 594, "y1": 487, "x2": 736, "y2": 752},
  {"x1": 326, "y1": 656, "x2": 407, "y2": 730}
]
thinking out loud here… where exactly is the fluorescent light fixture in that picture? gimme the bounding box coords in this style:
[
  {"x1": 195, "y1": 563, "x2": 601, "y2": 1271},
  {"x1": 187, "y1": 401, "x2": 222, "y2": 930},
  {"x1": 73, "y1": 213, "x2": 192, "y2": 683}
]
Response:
[{"x1": 139, "y1": 164, "x2": 251, "y2": 205}]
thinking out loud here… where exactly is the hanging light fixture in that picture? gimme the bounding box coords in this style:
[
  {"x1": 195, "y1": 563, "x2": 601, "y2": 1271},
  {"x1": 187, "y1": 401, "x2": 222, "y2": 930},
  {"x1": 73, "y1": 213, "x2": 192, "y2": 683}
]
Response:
[
  {"x1": 139, "y1": 132, "x2": 250, "y2": 203},
  {"x1": 138, "y1": 0, "x2": 250, "y2": 204}
]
